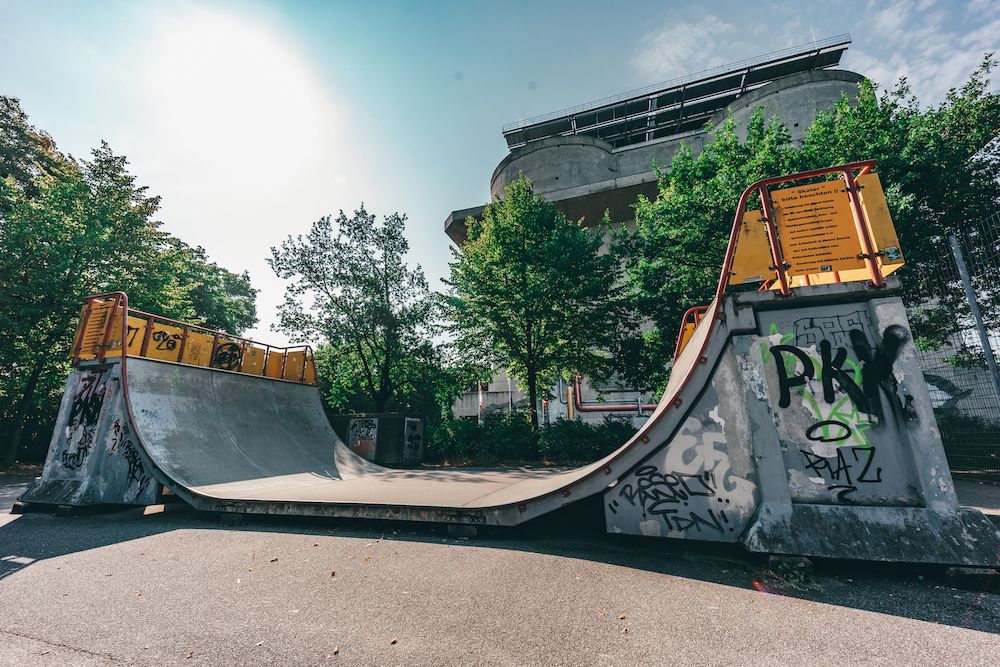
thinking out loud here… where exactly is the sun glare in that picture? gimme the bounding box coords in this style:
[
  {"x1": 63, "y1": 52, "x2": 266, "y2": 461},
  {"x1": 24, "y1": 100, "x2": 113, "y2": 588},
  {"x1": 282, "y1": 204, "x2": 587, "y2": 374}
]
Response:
[{"x1": 144, "y1": 9, "x2": 330, "y2": 187}]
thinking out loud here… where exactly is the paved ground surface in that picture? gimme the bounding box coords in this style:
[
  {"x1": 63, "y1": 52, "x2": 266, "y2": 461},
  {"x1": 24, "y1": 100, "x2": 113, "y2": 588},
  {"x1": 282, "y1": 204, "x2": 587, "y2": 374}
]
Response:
[{"x1": 2, "y1": 475, "x2": 999, "y2": 666}]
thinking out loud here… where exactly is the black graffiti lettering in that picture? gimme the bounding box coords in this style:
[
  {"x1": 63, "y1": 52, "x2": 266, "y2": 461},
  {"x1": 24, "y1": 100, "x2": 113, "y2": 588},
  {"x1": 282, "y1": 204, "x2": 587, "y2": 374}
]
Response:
[
  {"x1": 214, "y1": 342, "x2": 241, "y2": 370},
  {"x1": 126, "y1": 325, "x2": 141, "y2": 347},
  {"x1": 805, "y1": 420, "x2": 853, "y2": 443},
  {"x1": 820, "y1": 339, "x2": 869, "y2": 410},
  {"x1": 670, "y1": 509, "x2": 725, "y2": 533},
  {"x1": 831, "y1": 449, "x2": 852, "y2": 483},
  {"x1": 151, "y1": 330, "x2": 181, "y2": 351},
  {"x1": 852, "y1": 447, "x2": 882, "y2": 483},
  {"x1": 61, "y1": 431, "x2": 91, "y2": 470},
  {"x1": 771, "y1": 345, "x2": 814, "y2": 408},
  {"x1": 828, "y1": 485, "x2": 858, "y2": 503},
  {"x1": 801, "y1": 449, "x2": 853, "y2": 484},
  {"x1": 607, "y1": 499, "x2": 619, "y2": 514},
  {"x1": 849, "y1": 325, "x2": 908, "y2": 420}
]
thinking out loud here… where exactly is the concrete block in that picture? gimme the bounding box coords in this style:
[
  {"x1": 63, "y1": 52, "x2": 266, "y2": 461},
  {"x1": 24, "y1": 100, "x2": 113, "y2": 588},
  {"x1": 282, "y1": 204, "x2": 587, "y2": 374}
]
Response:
[
  {"x1": 945, "y1": 567, "x2": 1000, "y2": 593},
  {"x1": 447, "y1": 524, "x2": 477, "y2": 538}
]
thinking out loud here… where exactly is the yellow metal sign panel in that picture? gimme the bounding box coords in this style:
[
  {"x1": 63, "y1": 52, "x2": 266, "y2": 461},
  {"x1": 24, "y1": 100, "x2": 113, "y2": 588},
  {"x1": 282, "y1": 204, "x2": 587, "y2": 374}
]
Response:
[
  {"x1": 283, "y1": 351, "x2": 306, "y2": 382},
  {"x1": 125, "y1": 316, "x2": 148, "y2": 356},
  {"x1": 181, "y1": 331, "x2": 215, "y2": 367},
  {"x1": 729, "y1": 209, "x2": 774, "y2": 286},
  {"x1": 242, "y1": 346, "x2": 267, "y2": 376},
  {"x1": 211, "y1": 339, "x2": 243, "y2": 371},
  {"x1": 264, "y1": 351, "x2": 286, "y2": 379},
  {"x1": 772, "y1": 180, "x2": 865, "y2": 275},
  {"x1": 302, "y1": 355, "x2": 317, "y2": 385},
  {"x1": 857, "y1": 173, "x2": 904, "y2": 269},
  {"x1": 75, "y1": 300, "x2": 119, "y2": 360},
  {"x1": 102, "y1": 308, "x2": 128, "y2": 358},
  {"x1": 145, "y1": 322, "x2": 185, "y2": 362}
]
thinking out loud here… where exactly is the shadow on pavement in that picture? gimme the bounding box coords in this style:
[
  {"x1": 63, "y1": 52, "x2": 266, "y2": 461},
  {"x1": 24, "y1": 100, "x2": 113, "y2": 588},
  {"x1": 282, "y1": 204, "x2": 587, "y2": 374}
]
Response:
[{"x1": 2, "y1": 482, "x2": 998, "y2": 636}]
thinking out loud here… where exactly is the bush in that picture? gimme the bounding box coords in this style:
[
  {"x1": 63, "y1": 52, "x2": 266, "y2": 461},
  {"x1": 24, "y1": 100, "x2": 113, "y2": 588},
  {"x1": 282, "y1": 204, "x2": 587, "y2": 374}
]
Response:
[
  {"x1": 539, "y1": 415, "x2": 637, "y2": 463},
  {"x1": 424, "y1": 413, "x2": 637, "y2": 466}
]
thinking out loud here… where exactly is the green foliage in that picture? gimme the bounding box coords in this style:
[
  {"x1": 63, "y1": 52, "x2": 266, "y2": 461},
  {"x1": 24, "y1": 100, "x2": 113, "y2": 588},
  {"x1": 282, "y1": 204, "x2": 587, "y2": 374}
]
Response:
[
  {"x1": 538, "y1": 415, "x2": 637, "y2": 463},
  {"x1": 443, "y1": 174, "x2": 629, "y2": 429},
  {"x1": 425, "y1": 413, "x2": 538, "y2": 465},
  {"x1": 269, "y1": 205, "x2": 437, "y2": 413},
  {"x1": 314, "y1": 339, "x2": 474, "y2": 429},
  {"x1": 170, "y1": 240, "x2": 258, "y2": 334},
  {"x1": 0, "y1": 96, "x2": 258, "y2": 467},
  {"x1": 629, "y1": 58, "x2": 1000, "y2": 394},
  {"x1": 424, "y1": 413, "x2": 637, "y2": 465}
]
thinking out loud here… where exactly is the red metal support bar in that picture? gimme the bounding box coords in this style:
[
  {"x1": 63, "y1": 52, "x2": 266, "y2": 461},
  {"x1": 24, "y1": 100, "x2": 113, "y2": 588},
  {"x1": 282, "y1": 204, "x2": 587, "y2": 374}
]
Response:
[
  {"x1": 573, "y1": 377, "x2": 657, "y2": 413},
  {"x1": 177, "y1": 325, "x2": 190, "y2": 364},
  {"x1": 140, "y1": 315, "x2": 154, "y2": 357},
  {"x1": 759, "y1": 185, "x2": 790, "y2": 295},
  {"x1": 841, "y1": 168, "x2": 884, "y2": 287}
]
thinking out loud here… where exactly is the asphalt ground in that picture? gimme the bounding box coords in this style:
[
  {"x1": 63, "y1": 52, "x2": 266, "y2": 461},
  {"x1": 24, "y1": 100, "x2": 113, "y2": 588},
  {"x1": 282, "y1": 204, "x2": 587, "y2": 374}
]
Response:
[{"x1": 1, "y1": 476, "x2": 999, "y2": 666}]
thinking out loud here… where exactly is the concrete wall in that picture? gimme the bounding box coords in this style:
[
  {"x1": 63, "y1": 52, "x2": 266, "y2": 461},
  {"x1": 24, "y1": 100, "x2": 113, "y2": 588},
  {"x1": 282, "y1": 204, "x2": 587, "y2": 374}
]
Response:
[
  {"x1": 457, "y1": 69, "x2": 866, "y2": 244},
  {"x1": 710, "y1": 69, "x2": 865, "y2": 146}
]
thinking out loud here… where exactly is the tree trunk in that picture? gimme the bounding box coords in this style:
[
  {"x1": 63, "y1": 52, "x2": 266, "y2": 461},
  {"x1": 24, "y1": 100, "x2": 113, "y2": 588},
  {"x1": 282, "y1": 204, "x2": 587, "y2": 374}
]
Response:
[
  {"x1": 0, "y1": 358, "x2": 44, "y2": 470},
  {"x1": 526, "y1": 366, "x2": 539, "y2": 431}
]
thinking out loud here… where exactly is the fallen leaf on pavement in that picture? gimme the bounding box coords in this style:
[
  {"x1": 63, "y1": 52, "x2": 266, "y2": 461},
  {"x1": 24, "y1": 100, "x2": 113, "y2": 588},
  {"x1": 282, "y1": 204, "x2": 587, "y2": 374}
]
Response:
[
  {"x1": 333, "y1": 646, "x2": 339, "y2": 655},
  {"x1": 621, "y1": 628, "x2": 629, "y2": 634},
  {"x1": 619, "y1": 615, "x2": 626, "y2": 619},
  {"x1": 390, "y1": 638, "x2": 398, "y2": 645},
  {"x1": 330, "y1": 571, "x2": 336, "y2": 576},
  {"x1": 270, "y1": 557, "x2": 278, "y2": 562}
]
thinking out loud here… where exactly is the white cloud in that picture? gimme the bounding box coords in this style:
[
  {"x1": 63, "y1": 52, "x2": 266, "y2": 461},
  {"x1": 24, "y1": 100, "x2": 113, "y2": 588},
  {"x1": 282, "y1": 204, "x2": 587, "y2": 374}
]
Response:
[
  {"x1": 843, "y1": 0, "x2": 1000, "y2": 104},
  {"x1": 631, "y1": 15, "x2": 738, "y2": 84}
]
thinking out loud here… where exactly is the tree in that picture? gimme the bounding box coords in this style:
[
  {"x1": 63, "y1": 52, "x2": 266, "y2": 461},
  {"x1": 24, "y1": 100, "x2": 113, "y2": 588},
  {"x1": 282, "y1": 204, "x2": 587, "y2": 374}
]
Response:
[
  {"x1": 268, "y1": 205, "x2": 435, "y2": 413},
  {"x1": 628, "y1": 57, "x2": 1000, "y2": 393},
  {"x1": 171, "y1": 240, "x2": 258, "y2": 334},
  {"x1": 443, "y1": 174, "x2": 627, "y2": 430},
  {"x1": 0, "y1": 97, "x2": 258, "y2": 468}
]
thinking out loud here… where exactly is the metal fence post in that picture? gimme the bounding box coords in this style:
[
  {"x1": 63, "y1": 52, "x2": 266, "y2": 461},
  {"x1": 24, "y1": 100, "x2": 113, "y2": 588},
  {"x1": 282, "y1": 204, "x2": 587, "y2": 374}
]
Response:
[{"x1": 949, "y1": 234, "x2": 1000, "y2": 402}]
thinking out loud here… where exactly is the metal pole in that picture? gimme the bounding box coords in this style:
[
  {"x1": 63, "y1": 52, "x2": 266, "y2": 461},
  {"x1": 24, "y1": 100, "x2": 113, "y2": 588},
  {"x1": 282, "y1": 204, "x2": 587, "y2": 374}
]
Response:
[{"x1": 949, "y1": 234, "x2": 1000, "y2": 401}]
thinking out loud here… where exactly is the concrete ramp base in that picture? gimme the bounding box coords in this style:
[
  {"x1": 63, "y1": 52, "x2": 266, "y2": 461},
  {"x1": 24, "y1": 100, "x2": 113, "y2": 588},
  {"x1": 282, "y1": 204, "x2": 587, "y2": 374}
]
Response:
[{"x1": 743, "y1": 503, "x2": 1000, "y2": 566}]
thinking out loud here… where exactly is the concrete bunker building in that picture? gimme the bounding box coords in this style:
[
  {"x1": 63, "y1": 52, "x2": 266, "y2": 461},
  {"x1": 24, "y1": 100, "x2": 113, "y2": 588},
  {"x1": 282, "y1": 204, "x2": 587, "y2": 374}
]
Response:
[{"x1": 445, "y1": 35, "x2": 866, "y2": 423}]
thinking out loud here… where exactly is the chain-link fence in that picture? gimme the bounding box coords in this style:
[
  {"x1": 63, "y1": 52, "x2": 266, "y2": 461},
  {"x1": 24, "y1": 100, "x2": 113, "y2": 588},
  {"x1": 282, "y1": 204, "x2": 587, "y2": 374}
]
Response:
[{"x1": 907, "y1": 211, "x2": 1000, "y2": 482}]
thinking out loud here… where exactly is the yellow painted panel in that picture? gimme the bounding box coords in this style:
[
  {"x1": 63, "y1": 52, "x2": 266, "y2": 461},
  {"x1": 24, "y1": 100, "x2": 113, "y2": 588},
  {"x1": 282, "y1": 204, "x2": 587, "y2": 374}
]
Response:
[
  {"x1": 181, "y1": 331, "x2": 215, "y2": 367},
  {"x1": 103, "y1": 307, "x2": 127, "y2": 357},
  {"x1": 211, "y1": 339, "x2": 243, "y2": 371},
  {"x1": 283, "y1": 351, "x2": 306, "y2": 382},
  {"x1": 729, "y1": 209, "x2": 774, "y2": 286},
  {"x1": 857, "y1": 173, "x2": 904, "y2": 268},
  {"x1": 264, "y1": 351, "x2": 286, "y2": 379},
  {"x1": 678, "y1": 322, "x2": 697, "y2": 357},
  {"x1": 75, "y1": 300, "x2": 118, "y2": 360},
  {"x1": 242, "y1": 346, "x2": 267, "y2": 376},
  {"x1": 772, "y1": 180, "x2": 865, "y2": 275},
  {"x1": 125, "y1": 316, "x2": 148, "y2": 356},
  {"x1": 302, "y1": 355, "x2": 317, "y2": 385},
  {"x1": 145, "y1": 322, "x2": 185, "y2": 362}
]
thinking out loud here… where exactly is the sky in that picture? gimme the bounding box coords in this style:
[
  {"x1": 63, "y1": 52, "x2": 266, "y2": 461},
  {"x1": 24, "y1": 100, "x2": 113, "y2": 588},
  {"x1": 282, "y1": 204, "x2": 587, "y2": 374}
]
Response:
[{"x1": 1, "y1": 0, "x2": 998, "y2": 346}]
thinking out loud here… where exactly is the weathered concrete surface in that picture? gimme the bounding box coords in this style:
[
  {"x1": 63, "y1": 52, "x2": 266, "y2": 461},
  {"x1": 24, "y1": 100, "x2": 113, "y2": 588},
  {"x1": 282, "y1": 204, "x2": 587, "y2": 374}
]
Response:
[
  {"x1": 19, "y1": 364, "x2": 157, "y2": 508},
  {"x1": 2, "y1": 493, "x2": 1000, "y2": 667}
]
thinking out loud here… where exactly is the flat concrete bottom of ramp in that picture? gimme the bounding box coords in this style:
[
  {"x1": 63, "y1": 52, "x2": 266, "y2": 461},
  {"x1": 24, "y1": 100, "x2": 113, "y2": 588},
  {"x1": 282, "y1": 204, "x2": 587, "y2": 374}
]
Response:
[{"x1": 126, "y1": 357, "x2": 617, "y2": 521}]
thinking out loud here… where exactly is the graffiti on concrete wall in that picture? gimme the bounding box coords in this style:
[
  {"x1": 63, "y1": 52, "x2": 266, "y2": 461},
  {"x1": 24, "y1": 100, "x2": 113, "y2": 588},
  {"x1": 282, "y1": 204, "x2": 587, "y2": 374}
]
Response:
[
  {"x1": 106, "y1": 417, "x2": 152, "y2": 500},
  {"x1": 403, "y1": 418, "x2": 424, "y2": 464},
  {"x1": 605, "y1": 354, "x2": 759, "y2": 542},
  {"x1": 60, "y1": 371, "x2": 108, "y2": 470},
  {"x1": 760, "y1": 306, "x2": 921, "y2": 506},
  {"x1": 348, "y1": 418, "x2": 378, "y2": 461}
]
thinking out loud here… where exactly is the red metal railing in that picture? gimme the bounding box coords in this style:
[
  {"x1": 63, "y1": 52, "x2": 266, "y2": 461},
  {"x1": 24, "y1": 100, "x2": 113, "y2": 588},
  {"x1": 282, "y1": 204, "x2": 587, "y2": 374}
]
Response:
[
  {"x1": 71, "y1": 292, "x2": 317, "y2": 384},
  {"x1": 670, "y1": 159, "x2": 881, "y2": 386}
]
